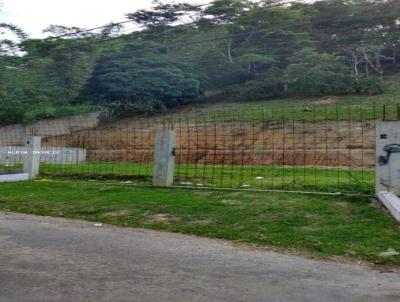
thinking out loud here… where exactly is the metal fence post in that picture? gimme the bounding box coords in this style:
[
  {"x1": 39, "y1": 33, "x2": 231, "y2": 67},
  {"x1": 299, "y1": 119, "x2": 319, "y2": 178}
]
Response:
[
  {"x1": 23, "y1": 136, "x2": 41, "y2": 180},
  {"x1": 153, "y1": 130, "x2": 176, "y2": 187}
]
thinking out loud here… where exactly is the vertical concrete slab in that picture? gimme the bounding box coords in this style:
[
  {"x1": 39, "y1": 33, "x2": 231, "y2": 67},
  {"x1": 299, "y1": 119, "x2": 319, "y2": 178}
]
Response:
[
  {"x1": 23, "y1": 136, "x2": 41, "y2": 180},
  {"x1": 377, "y1": 191, "x2": 400, "y2": 222},
  {"x1": 153, "y1": 131, "x2": 176, "y2": 187}
]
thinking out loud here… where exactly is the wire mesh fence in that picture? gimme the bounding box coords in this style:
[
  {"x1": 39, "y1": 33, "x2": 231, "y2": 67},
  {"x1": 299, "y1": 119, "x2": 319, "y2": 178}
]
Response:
[
  {"x1": 1, "y1": 100, "x2": 398, "y2": 194},
  {"x1": 171, "y1": 102, "x2": 378, "y2": 194}
]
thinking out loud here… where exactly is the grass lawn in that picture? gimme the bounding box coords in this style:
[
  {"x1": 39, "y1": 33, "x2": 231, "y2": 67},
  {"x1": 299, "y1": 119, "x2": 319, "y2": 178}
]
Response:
[
  {"x1": 0, "y1": 180, "x2": 398, "y2": 267},
  {"x1": 39, "y1": 163, "x2": 374, "y2": 193}
]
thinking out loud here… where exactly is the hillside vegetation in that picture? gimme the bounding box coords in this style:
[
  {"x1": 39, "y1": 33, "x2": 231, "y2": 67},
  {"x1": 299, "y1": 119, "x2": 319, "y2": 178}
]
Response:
[
  {"x1": 1, "y1": 0, "x2": 400, "y2": 124},
  {"x1": 161, "y1": 77, "x2": 400, "y2": 122}
]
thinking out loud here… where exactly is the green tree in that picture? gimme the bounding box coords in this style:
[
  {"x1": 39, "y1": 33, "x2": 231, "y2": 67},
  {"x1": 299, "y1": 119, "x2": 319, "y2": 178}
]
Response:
[
  {"x1": 21, "y1": 38, "x2": 99, "y2": 105},
  {"x1": 223, "y1": 4, "x2": 314, "y2": 97},
  {"x1": 126, "y1": 0, "x2": 202, "y2": 29},
  {"x1": 0, "y1": 22, "x2": 27, "y2": 95},
  {"x1": 285, "y1": 48, "x2": 354, "y2": 96},
  {"x1": 303, "y1": 0, "x2": 400, "y2": 80},
  {"x1": 84, "y1": 44, "x2": 202, "y2": 118}
]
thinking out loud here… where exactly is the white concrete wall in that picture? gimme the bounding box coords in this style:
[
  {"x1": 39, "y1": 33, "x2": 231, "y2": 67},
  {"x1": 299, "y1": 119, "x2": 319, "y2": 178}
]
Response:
[
  {"x1": 0, "y1": 112, "x2": 100, "y2": 145},
  {"x1": 0, "y1": 173, "x2": 30, "y2": 182},
  {"x1": 0, "y1": 147, "x2": 87, "y2": 164}
]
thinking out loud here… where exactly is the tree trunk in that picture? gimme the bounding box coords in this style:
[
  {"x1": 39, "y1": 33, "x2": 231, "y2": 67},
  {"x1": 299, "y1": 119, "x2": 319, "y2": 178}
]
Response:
[
  {"x1": 352, "y1": 52, "x2": 359, "y2": 78},
  {"x1": 392, "y1": 48, "x2": 397, "y2": 64},
  {"x1": 361, "y1": 48, "x2": 383, "y2": 80},
  {"x1": 226, "y1": 25, "x2": 236, "y2": 64},
  {"x1": 283, "y1": 83, "x2": 288, "y2": 93},
  {"x1": 227, "y1": 36, "x2": 233, "y2": 63},
  {"x1": 375, "y1": 51, "x2": 382, "y2": 71}
]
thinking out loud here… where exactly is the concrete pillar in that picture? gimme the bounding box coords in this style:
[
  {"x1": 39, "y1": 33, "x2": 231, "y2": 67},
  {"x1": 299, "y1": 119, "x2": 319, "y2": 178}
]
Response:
[
  {"x1": 376, "y1": 122, "x2": 400, "y2": 194},
  {"x1": 23, "y1": 136, "x2": 41, "y2": 180},
  {"x1": 153, "y1": 131, "x2": 176, "y2": 187}
]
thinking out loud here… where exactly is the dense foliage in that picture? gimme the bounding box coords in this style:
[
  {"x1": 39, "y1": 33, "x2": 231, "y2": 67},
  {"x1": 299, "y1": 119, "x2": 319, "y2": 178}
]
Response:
[
  {"x1": 1, "y1": 0, "x2": 400, "y2": 123},
  {"x1": 84, "y1": 44, "x2": 202, "y2": 118}
]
